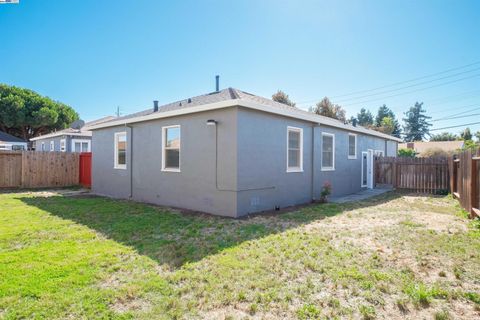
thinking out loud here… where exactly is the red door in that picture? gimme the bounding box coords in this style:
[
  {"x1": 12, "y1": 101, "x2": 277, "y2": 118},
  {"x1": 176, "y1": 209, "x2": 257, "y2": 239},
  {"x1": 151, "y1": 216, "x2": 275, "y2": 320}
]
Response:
[{"x1": 79, "y1": 152, "x2": 92, "y2": 188}]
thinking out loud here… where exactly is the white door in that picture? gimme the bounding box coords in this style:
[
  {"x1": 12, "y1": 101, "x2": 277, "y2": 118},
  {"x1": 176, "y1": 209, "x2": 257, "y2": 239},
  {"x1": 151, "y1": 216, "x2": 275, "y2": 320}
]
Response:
[{"x1": 367, "y1": 149, "x2": 374, "y2": 189}]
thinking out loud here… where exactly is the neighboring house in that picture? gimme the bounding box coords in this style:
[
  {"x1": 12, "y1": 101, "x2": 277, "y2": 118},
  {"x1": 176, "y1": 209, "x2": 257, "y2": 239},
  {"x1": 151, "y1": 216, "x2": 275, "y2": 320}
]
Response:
[
  {"x1": 30, "y1": 116, "x2": 115, "y2": 152},
  {"x1": 0, "y1": 131, "x2": 27, "y2": 150},
  {"x1": 399, "y1": 141, "x2": 464, "y2": 155},
  {"x1": 89, "y1": 88, "x2": 401, "y2": 218}
]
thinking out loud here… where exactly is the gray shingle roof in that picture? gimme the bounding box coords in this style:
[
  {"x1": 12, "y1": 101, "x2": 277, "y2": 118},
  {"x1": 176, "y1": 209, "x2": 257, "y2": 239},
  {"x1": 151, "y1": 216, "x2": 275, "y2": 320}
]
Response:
[
  {"x1": 0, "y1": 130, "x2": 26, "y2": 143},
  {"x1": 112, "y1": 88, "x2": 300, "y2": 122}
]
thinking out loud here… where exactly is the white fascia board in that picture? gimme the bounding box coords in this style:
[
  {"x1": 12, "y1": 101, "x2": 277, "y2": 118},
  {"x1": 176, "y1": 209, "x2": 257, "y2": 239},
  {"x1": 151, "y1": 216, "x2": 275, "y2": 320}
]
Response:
[
  {"x1": 88, "y1": 98, "x2": 403, "y2": 142},
  {"x1": 30, "y1": 131, "x2": 92, "y2": 141}
]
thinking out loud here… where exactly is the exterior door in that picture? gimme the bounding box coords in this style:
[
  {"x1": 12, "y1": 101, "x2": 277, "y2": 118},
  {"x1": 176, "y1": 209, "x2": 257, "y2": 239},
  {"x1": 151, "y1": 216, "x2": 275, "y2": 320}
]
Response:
[{"x1": 361, "y1": 150, "x2": 374, "y2": 189}]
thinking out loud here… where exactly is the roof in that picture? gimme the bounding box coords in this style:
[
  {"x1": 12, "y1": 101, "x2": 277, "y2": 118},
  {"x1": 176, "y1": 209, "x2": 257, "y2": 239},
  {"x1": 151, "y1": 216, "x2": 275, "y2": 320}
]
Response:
[
  {"x1": 89, "y1": 88, "x2": 402, "y2": 142},
  {"x1": 0, "y1": 130, "x2": 27, "y2": 143},
  {"x1": 399, "y1": 141, "x2": 464, "y2": 153},
  {"x1": 30, "y1": 116, "x2": 116, "y2": 141}
]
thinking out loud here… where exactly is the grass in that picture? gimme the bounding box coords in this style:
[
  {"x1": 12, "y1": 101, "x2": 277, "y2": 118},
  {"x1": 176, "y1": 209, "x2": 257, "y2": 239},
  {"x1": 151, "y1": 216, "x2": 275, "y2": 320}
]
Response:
[{"x1": 0, "y1": 191, "x2": 479, "y2": 319}]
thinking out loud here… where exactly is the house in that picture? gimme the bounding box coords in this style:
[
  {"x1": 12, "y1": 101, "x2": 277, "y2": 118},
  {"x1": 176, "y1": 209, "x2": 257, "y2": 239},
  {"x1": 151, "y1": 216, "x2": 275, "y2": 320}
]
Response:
[
  {"x1": 399, "y1": 141, "x2": 464, "y2": 155},
  {"x1": 89, "y1": 87, "x2": 401, "y2": 218},
  {"x1": 30, "y1": 116, "x2": 115, "y2": 152},
  {"x1": 0, "y1": 131, "x2": 27, "y2": 150}
]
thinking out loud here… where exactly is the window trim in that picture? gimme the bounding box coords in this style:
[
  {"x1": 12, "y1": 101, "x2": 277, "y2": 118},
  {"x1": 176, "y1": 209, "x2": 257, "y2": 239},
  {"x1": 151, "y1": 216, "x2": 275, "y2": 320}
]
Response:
[
  {"x1": 71, "y1": 139, "x2": 91, "y2": 153},
  {"x1": 41, "y1": 142, "x2": 45, "y2": 151},
  {"x1": 50, "y1": 141, "x2": 54, "y2": 152},
  {"x1": 161, "y1": 125, "x2": 181, "y2": 172},
  {"x1": 60, "y1": 138, "x2": 66, "y2": 152},
  {"x1": 374, "y1": 150, "x2": 384, "y2": 157},
  {"x1": 348, "y1": 133, "x2": 357, "y2": 160},
  {"x1": 114, "y1": 132, "x2": 127, "y2": 170},
  {"x1": 321, "y1": 132, "x2": 335, "y2": 171},
  {"x1": 286, "y1": 126, "x2": 303, "y2": 173}
]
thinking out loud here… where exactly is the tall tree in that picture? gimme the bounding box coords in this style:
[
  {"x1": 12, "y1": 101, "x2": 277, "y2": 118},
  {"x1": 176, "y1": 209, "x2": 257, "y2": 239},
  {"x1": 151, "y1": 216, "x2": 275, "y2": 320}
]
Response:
[
  {"x1": 356, "y1": 108, "x2": 374, "y2": 127},
  {"x1": 402, "y1": 102, "x2": 432, "y2": 142},
  {"x1": 0, "y1": 84, "x2": 79, "y2": 140},
  {"x1": 430, "y1": 132, "x2": 459, "y2": 141},
  {"x1": 312, "y1": 97, "x2": 346, "y2": 122},
  {"x1": 375, "y1": 104, "x2": 401, "y2": 137},
  {"x1": 272, "y1": 90, "x2": 296, "y2": 107},
  {"x1": 460, "y1": 127, "x2": 472, "y2": 141},
  {"x1": 475, "y1": 131, "x2": 480, "y2": 142}
]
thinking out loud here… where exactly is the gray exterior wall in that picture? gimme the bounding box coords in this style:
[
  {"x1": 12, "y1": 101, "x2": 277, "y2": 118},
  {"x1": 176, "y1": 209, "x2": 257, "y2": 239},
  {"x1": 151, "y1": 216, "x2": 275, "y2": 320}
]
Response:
[
  {"x1": 92, "y1": 106, "x2": 398, "y2": 218},
  {"x1": 34, "y1": 135, "x2": 92, "y2": 152},
  {"x1": 92, "y1": 108, "x2": 239, "y2": 217}
]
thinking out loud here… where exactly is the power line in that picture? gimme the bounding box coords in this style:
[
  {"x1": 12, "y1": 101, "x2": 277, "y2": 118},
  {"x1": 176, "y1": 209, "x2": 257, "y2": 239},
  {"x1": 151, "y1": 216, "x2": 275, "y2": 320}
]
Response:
[
  {"x1": 334, "y1": 66, "x2": 480, "y2": 104},
  {"x1": 431, "y1": 113, "x2": 480, "y2": 122},
  {"x1": 430, "y1": 122, "x2": 480, "y2": 131},
  {"x1": 432, "y1": 106, "x2": 480, "y2": 121},
  {"x1": 296, "y1": 60, "x2": 480, "y2": 104},
  {"x1": 341, "y1": 73, "x2": 480, "y2": 107}
]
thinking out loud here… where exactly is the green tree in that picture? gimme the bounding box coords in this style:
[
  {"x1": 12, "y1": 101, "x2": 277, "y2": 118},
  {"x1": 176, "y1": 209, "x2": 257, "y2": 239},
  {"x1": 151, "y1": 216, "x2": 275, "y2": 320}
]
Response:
[
  {"x1": 376, "y1": 116, "x2": 395, "y2": 134},
  {"x1": 460, "y1": 127, "x2": 472, "y2": 141},
  {"x1": 0, "y1": 84, "x2": 79, "y2": 140},
  {"x1": 272, "y1": 90, "x2": 296, "y2": 107},
  {"x1": 375, "y1": 104, "x2": 401, "y2": 137},
  {"x1": 475, "y1": 131, "x2": 480, "y2": 142},
  {"x1": 356, "y1": 108, "x2": 374, "y2": 127},
  {"x1": 402, "y1": 102, "x2": 432, "y2": 142},
  {"x1": 398, "y1": 148, "x2": 416, "y2": 157},
  {"x1": 312, "y1": 97, "x2": 346, "y2": 122},
  {"x1": 430, "y1": 132, "x2": 459, "y2": 141}
]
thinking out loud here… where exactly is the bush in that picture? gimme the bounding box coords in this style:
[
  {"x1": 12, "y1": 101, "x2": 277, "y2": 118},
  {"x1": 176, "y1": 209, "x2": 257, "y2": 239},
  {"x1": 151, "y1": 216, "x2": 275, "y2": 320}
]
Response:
[
  {"x1": 398, "y1": 148, "x2": 416, "y2": 157},
  {"x1": 419, "y1": 148, "x2": 450, "y2": 158}
]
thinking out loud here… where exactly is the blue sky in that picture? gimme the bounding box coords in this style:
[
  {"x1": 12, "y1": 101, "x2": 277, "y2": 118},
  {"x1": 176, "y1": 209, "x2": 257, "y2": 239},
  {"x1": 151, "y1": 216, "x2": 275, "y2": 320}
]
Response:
[{"x1": 1, "y1": 0, "x2": 479, "y2": 136}]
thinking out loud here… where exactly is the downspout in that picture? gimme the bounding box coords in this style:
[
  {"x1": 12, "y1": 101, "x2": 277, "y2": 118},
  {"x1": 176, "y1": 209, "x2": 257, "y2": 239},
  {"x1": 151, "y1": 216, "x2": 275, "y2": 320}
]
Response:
[{"x1": 126, "y1": 124, "x2": 133, "y2": 198}]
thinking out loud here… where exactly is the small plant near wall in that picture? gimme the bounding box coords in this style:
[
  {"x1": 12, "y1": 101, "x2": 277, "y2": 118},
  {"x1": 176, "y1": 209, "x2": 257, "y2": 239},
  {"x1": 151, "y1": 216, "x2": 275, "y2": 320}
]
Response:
[{"x1": 319, "y1": 181, "x2": 332, "y2": 203}]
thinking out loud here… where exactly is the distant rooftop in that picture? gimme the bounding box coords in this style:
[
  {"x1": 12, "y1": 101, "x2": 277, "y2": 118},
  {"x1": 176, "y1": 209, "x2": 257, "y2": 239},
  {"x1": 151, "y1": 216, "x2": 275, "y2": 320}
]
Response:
[{"x1": 0, "y1": 130, "x2": 26, "y2": 143}]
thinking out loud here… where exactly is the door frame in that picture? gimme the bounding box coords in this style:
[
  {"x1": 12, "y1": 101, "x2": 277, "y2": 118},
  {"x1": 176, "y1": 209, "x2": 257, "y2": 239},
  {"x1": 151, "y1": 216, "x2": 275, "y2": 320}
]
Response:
[
  {"x1": 361, "y1": 151, "x2": 368, "y2": 187},
  {"x1": 367, "y1": 149, "x2": 374, "y2": 189}
]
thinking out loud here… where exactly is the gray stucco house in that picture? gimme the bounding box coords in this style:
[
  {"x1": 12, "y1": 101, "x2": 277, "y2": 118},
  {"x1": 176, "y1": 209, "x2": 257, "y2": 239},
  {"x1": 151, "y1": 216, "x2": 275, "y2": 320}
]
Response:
[
  {"x1": 31, "y1": 116, "x2": 114, "y2": 152},
  {"x1": 89, "y1": 88, "x2": 401, "y2": 218}
]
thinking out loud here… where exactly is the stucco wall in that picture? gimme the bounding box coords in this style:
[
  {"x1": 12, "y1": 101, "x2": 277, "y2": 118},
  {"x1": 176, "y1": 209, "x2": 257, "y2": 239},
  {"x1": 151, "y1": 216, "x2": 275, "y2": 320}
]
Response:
[
  {"x1": 235, "y1": 108, "x2": 395, "y2": 216},
  {"x1": 92, "y1": 107, "x2": 238, "y2": 217}
]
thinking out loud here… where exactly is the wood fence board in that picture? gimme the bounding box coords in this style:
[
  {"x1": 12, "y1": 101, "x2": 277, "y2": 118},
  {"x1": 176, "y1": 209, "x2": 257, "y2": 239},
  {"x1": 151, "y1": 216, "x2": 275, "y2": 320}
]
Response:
[{"x1": 0, "y1": 151, "x2": 80, "y2": 188}]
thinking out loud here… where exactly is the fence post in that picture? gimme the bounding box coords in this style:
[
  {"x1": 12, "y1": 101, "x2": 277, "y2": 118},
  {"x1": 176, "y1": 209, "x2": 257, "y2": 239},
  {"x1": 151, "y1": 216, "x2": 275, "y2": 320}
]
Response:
[{"x1": 471, "y1": 151, "x2": 479, "y2": 218}]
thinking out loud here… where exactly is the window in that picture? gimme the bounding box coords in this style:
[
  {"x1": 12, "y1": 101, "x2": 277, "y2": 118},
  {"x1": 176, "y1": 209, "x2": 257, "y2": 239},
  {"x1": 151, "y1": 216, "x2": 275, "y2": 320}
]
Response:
[
  {"x1": 72, "y1": 139, "x2": 91, "y2": 152},
  {"x1": 41, "y1": 142, "x2": 45, "y2": 151},
  {"x1": 287, "y1": 126, "x2": 303, "y2": 172},
  {"x1": 114, "y1": 132, "x2": 127, "y2": 169},
  {"x1": 348, "y1": 133, "x2": 357, "y2": 159},
  {"x1": 321, "y1": 132, "x2": 335, "y2": 171},
  {"x1": 374, "y1": 150, "x2": 384, "y2": 157},
  {"x1": 60, "y1": 139, "x2": 66, "y2": 152},
  {"x1": 162, "y1": 125, "x2": 180, "y2": 172},
  {"x1": 50, "y1": 141, "x2": 54, "y2": 151}
]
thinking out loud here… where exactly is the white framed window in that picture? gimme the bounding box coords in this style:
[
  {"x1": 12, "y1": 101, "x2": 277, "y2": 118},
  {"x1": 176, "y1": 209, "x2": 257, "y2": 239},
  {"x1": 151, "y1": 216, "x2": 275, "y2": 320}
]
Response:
[
  {"x1": 321, "y1": 132, "x2": 335, "y2": 171},
  {"x1": 72, "y1": 139, "x2": 91, "y2": 152},
  {"x1": 60, "y1": 139, "x2": 66, "y2": 152},
  {"x1": 374, "y1": 150, "x2": 384, "y2": 157},
  {"x1": 50, "y1": 141, "x2": 54, "y2": 152},
  {"x1": 348, "y1": 133, "x2": 357, "y2": 159},
  {"x1": 162, "y1": 125, "x2": 181, "y2": 172},
  {"x1": 41, "y1": 142, "x2": 45, "y2": 151},
  {"x1": 114, "y1": 132, "x2": 127, "y2": 169},
  {"x1": 287, "y1": 126, "x2": 303, "y2": 172}
]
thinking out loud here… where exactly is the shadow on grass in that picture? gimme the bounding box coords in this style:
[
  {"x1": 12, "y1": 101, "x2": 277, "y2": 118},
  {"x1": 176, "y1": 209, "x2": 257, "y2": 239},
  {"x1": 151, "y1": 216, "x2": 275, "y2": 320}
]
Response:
[{"x1": 19, "y1": 191, "x2": 403, "y2": 270}]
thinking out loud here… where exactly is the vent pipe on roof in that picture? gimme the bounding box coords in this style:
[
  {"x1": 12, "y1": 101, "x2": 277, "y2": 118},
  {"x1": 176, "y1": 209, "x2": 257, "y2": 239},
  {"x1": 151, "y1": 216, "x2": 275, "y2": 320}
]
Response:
[
  {"x1": 153, "y1": 100, "x2": 159, "y2": 112},
  {"x1": 215, "y1": 75, "x2": 220, "y2": 92}
]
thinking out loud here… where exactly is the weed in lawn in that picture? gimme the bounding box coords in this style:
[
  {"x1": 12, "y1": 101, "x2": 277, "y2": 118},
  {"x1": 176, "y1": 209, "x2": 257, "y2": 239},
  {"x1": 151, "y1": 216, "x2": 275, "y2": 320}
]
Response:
[
  {"x1": 358, "y1": 304, "x2": 376, "y2": 319},
  {"x1": 434, "y1": 309, "x2": 452, "y2": 320},
  {"x1": 296, "y1": 304, "x2": 321, "y2": 319}
]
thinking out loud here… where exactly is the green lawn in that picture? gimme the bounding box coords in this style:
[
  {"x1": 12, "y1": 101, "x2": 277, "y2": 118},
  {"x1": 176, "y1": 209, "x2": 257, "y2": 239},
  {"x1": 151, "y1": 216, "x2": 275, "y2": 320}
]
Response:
[{"x1": 0, "y1": 191, "x2": 479, "y2": 319}]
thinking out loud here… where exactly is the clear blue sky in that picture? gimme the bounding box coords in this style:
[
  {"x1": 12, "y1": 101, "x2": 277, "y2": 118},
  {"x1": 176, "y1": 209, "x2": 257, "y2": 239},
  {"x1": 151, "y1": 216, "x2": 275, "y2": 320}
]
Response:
[{"x1": 1, "y1": 0, "x2": 479, "y2": 136}]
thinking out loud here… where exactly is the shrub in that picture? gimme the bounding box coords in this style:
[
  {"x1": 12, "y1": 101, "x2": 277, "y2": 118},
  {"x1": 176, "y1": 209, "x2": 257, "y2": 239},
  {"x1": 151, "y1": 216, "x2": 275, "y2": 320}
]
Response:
[
  {"x1": 419, "y1": 147, "x2": 450, "y2": 158},
  {"x1": 398, "y1": 148, "x2": 416, "y2": 157}
]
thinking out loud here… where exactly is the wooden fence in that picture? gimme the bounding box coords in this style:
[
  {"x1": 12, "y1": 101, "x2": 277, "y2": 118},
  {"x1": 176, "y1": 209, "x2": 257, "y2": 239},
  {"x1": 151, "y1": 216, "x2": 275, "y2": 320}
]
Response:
[
  {"x1": 375, "y1": 156, "x2": 450, "y2": 193},
  {"x1": 0, "y1": 151, "x2": 80, "y2": 188},
  {"x1": 449, "y1": 148, "x2": 480, "y2": 218}
]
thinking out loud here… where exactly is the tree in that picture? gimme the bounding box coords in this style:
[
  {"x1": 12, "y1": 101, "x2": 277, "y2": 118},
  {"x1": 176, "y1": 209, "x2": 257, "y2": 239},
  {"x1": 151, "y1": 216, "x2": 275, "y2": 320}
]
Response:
[
  {"x1": 475, "y1": 131, "x2": 480, "y2": 142},
  {"x1": 356, "y1": 108, "x2": 374, "y2": 127},
  {"x1": 402, "y1": 102, "x2": 432, "y2": 142},
  {"x1": 376, "y1": 116, "x2": 395, "y2": 134},
  {"x1": 0, "y1": 84, "x2": 79, "y2": 140},
  {"x1": 374, "y1": 104, "x2": 401, "y2": 137},
  {"x1": 272, "y1": 90, "x2": 296, "y2": 107},
  {"x1": 460, "y1": 127, "x2": 472, "y2": 141},
  {"x1": 312, "y1": 97, "x2": 346, "y2": 122},
  {"x1": 398, "y1": 148, "x2": 416, "y2": 157},
  {"x1": 430, "y1": 132, "x2": 459, "y2": 141}
]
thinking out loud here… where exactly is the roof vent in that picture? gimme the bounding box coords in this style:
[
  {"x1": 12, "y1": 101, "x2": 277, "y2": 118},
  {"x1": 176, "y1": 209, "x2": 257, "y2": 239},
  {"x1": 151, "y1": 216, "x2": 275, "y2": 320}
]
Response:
[
  {"x1": 188, "y1": 98, "x2": 192, "y2": 103},
  {"x1": 215, "y1": 75, "x2": 220, "y2": 92},
  {"x1": 153, "y1": 100, "x2": 159, "y2": 112},
  {"x1": 352, "y1": 118, "x2": 358, "y2": 127}
]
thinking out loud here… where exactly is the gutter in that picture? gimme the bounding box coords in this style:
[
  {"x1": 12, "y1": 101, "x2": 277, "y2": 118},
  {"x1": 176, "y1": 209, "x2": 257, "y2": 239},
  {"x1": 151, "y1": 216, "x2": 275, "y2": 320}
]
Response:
[{"x1": 126, "y1": 124, "x2": 134, "y2": 198}]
